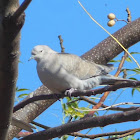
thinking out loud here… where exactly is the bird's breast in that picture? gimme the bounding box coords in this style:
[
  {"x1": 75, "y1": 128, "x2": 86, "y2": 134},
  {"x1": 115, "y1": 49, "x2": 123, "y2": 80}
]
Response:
[{"x1": 37, "y1": 61, "x2": 72, "y2": 93}]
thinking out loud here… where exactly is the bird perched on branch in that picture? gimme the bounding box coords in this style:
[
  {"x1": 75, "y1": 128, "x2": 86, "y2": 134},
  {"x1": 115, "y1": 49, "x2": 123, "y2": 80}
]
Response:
[{"x1": 29, "y1": 45, "x2": 134, "y2": 94}]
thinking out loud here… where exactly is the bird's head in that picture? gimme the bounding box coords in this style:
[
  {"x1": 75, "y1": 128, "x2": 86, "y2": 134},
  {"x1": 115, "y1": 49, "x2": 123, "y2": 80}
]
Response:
[{"x1": 29, "y1": 45, "x2": 57, "y2": 62}]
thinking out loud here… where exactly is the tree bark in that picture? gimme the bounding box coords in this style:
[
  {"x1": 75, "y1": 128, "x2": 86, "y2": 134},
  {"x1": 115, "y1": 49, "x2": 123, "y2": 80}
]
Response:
[
  {"x1": 0, "y1": 0, "x2": 24, "y2": 139},
  {"x1": 21, "y1": 107, "x2": 140, "y2": 140},
  {"x1": 82, "y1": 18, "x2": 140, "y2": 64}
]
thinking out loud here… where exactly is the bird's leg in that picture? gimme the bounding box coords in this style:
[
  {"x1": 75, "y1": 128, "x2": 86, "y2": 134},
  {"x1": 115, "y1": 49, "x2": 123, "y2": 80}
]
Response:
[{"x1": 64, "y1": 88, "x2": 77, "y2": 98}]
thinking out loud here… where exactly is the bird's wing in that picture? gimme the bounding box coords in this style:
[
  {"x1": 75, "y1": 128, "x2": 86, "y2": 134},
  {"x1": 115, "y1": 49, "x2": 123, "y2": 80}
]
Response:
[{"x1": 57, "y1": 53, "x2": 114, "y2": 80}]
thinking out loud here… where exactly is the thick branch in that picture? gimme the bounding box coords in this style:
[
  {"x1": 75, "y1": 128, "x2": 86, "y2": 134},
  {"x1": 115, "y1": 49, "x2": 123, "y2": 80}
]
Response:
[
  {"x1": 0, "y1": 0, "x2": 25, "y2": 139},
  {"x1": 21, "y1": 107, "x2": 140, "y2": 140},
  {"x1": 82, "y1": 18, "x2": 140, "y2": 64},
  {"x1": 13, "y1": 0, "x2": 32, "y2": 20},
  {"x1": 0, "y1": 0, "x2": 32, "y2": 139},
  {"x1": 8, "y1": 86, "x2": 56, "y2": 139}
]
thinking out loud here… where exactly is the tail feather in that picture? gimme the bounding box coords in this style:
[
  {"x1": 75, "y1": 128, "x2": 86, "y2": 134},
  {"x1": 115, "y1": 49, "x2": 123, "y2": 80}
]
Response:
[{"x1": 100, "y1": 75, "x2": 135, "y2": 85}]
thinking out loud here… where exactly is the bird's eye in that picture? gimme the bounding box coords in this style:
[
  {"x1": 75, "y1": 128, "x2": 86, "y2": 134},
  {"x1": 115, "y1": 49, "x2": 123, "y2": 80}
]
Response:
[{"x1": 40, "y1": 50, "x2": 43, "y2": 52}]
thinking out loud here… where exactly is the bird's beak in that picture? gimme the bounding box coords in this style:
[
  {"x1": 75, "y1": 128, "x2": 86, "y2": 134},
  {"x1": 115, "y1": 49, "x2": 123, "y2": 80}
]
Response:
[{"x1": 28, "y1": 55, "x2": 34, "y2": 61}]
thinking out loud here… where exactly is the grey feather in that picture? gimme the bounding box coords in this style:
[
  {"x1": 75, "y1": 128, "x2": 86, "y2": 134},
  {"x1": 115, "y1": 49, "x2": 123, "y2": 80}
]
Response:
[{"x1": 57, "y1": 53, "x2": 114, "y2": 79}]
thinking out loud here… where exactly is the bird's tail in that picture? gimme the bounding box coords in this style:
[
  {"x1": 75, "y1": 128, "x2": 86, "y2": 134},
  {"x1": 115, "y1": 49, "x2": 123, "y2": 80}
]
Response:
[
  {"x1": 99, "y1": 74, "x2": 135, "y2": 85},
  {"x1": 82, "y1": 74, "x2": 135, "y2": 90}
]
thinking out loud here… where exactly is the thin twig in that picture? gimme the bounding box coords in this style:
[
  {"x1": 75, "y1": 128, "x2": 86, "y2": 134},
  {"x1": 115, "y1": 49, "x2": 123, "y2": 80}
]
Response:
[
  {"x1": 58, "y1": 35, "x2": 65, "y2": 53},
  {"x1": 115, "y1": 51, "x2": 128, "y2": 76},
  {"x1": 126, "y1": 8, "x2": 131, "y2": 23},
  {"x1": 67, "y1": 98, "x2": 80, "y2": 105},
  {"x1": 31, "y1": 121, "x2": 50, "y2": 130},
  {"x1": 80, "y1": 96, "x2": 138, "y2": 111},
  {"x1": 115, "y1": 18, "x2": 128, "y2": 24},
  {"x1": 73, "y1": 102, "x2": 140, "y2": 112},
  {"x1": 123, "y1": 69, "x2": 127, "y2": 78},
  {"x1": 70, "y1": 128, "x2": 140, "y2": 139},
  {"x1": 107, "y1": 128, "x2": 140, "y2": 140}
]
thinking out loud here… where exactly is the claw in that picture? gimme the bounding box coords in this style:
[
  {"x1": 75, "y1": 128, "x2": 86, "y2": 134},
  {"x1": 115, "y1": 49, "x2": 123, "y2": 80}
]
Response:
[{"x1": 65, "y1": 88, "x2": 76, "y2": 98}]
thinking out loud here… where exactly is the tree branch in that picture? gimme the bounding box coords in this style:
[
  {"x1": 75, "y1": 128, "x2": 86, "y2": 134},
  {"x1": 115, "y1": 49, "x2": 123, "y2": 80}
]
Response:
[
  {"x1": 0, "y1": 0, "x2": 33, "y2": 139},
  {"x1": 71, "y1": 128, "x2": 140, "y2": 139},
  {"x1": 58, "y1": 35, "x2": 65, "y2": 53},
  {"x1": 8, "y1": 86, "x2": 57, "y2": 139},
  {"x1": 82, "y1": 18, "x2": 140, "y2": 64},
  {"x1": 0, "y1": 0, "x2": 25, "y2": 139},
  {"x1": 13, "y1": 0, "x2": 32, "y2": 20},
  {"x1": 80, "y1": 96, "x2": 138, "y2": 111},
  {"x1": 13, "y1": 80, "x2": 140, "y2": 112},
  {"x1": 107, "y1": 129, "x2": 140, "y2": 140},
  {"x1": 21, "y1": 107, "x2": 140, "y2": 140}
]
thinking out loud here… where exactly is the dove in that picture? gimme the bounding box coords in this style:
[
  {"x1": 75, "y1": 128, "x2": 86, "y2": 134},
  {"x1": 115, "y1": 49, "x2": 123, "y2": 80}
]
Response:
[{"x1": 29, "y1": 45, "x2": 134, "y2": 93}]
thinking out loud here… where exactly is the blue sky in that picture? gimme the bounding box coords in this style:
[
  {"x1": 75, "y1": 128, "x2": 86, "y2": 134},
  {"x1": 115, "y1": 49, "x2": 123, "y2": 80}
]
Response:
[{"x1": 16, "y1": 0, "x2": 140, "y2": 139}]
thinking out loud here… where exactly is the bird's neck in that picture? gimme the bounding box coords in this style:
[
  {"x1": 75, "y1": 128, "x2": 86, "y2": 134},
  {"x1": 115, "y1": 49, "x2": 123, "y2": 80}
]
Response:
[{"x1": 48, "y1": 49, "x2": 57, "y2": 54}]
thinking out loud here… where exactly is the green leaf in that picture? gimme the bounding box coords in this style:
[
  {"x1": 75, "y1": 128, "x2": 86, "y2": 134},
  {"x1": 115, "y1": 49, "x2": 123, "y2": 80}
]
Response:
[
  {"x1": 18, "y1": 93, "x2": 28, "y2": 98},
  {"x1": 125, "y1": 57, "x2": 132, "y2": 62},
  {"x1": 62, "y1": 103, "x2": 66, "y2": 110},
  {"x1": 129, "y1": 77, "x2": 138, "y2": 80},
  {"x1": 130, "y1": 52, "x2": 140, "y2": 55},
  {"x1": 18, "y1": 60, "x2": 23, "y2": 64},
  {"x1": 67, "y1": 106, "x2": 73, "y2": 112},
  {"x1": 17, "y1": 88, "x2": 29, "y2": 92},
  {"x1": 132, "y1": 88, "x2": 135, "y2": 96},
  {"x1": 131, "y1": 87, "x2": 140, "y2": 96},
  {"x1": 61, "y1": 135, "x2": 68, "y2": 140},
  {"x1": 109, "y1": 59, "x2": 121, "y2": 63},
  {"x1": 75, "y1": 112, "x2": 84, "y2": 118},
  {"x1": 79, "y1": 107, "x2": 89, "y2": 111},
  {"x1": 16, "y1": 87, "x2": 29, "y2": 92},
  {"x1": 124, "y1": 68, "x2": 140, "y2": 74},
  {"x1": 133, "y1": 68, "x2": 140, "y2": 74},
  {"x1": 135, "y1": 88, "x2": 140, "y2": 92}
]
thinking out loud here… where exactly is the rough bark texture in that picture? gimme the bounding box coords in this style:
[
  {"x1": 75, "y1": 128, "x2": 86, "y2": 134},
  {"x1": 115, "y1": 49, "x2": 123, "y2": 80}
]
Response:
[
  {"x1": 0, "y1": 0, "x2": 24, "y2": 139},
  {"x1": 82, "y1": 18, "x2": 140, "y2": 64},
  {"x1": 21, "y1": 107, "x2": 140, "y2": 140},
  {"x1": 8, "y1": 18, "x2": 140, "y2": 139},
  {"x1": 8, "y1": 86, "x2": 56, "y2": 139}
]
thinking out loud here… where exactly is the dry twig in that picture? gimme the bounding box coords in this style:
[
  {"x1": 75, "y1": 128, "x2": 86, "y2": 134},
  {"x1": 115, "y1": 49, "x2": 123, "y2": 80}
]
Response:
[{"x1": 58, "y1": 35, "x2": 65, "y2": 53}]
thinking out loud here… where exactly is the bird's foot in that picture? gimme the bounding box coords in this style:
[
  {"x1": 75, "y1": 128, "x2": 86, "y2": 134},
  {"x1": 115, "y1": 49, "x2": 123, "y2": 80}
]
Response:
[{"x1": 65, "y1": 88, "x2": 77, "y2": 98}]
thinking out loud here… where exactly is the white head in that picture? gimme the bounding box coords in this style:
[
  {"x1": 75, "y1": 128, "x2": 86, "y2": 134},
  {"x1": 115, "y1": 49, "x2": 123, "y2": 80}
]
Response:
[{"x1": 29, "y1": 45, "x2": 57, "y2": 62}]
